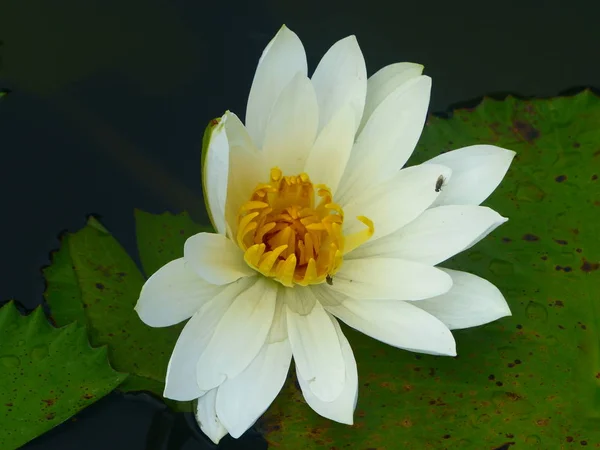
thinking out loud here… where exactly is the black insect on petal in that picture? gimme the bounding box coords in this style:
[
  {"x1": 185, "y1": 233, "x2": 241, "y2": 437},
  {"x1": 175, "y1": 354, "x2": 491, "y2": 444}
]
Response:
[
  {"x1": 435, "y1": 175, "x2": 445, "y2": 193},
  {"x1": 326, "y1": 275, "x2": 333, "y2": 286}
]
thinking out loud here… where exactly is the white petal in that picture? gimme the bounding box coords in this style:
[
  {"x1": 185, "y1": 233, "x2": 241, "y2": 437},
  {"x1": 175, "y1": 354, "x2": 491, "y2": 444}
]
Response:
[
  {"x1": 135, "y1": 258, "x2": 221, "y2": 328},
  {"x1": 297, "y1": 316, "x2": 358, "y2": 424},
  {"x1": 311, "y1": 35, "x2": 367, "y2": 135},
  {"x1": 342, "y1": 163, "x2": 451, "y2": 242},
  {"x1": 223, "y1": 112, "x2": 267, "y2": 237},
  {"x1": 196, "y1": 277, "x2": 278, "y2": 390},
  {"x1": 281, "y1": 283, "x2": 317, "y2": 315},
  {"x1": 336, "y1": 76, "x2": 432, "y2": 206},
  {"x1": 323, "y1": 293, "x2": 456, "y2": 356},
  {"x1": 349, "y1": 205, "x2": 508, "y2": 264},
  {"x1": 286, "y1": 299, "x2": 345, "y2": 402},
  {"x1": 202, "y1": 114, "x2": 229, "y2": 235},
  {"x1": 184, "y1": 233, "x2": 255, "y2": 285},
  {"x1": 331, "y1": 258, "x2": 452, "y2": 301},
  {"x1": 358, "y1": 62, "x2": 424, "y2": 134},
  {"x1": 164, "y1": 278, "x2": 254, "y2": 401},
  {"x1": 196, "y1": 389, "x2": 228, "y2": 444},
  {"x1": 262, "y1": 73, "x2": 319, "y2": 174},
  {"x1": 304, "y1": 105, "x2": 355, "y2": 194},
  {"x1": 415, "y1": 268, "x2": 511, "y2": 330},
  {"x1": 425, "y1": 145, "x2": 516, "y2": 206},
  {"x1": 216, "y1": 301, "x2": 292, "y2": 438},
  {"x1": 246, "y1": 25, "x2": 307, "y2": 149}
]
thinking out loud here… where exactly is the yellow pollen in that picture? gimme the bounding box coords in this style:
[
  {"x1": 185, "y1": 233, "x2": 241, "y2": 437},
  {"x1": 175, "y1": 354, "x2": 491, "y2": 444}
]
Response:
[{"x1": 236, "y1": 167, "x2": 374, "y2": 287}]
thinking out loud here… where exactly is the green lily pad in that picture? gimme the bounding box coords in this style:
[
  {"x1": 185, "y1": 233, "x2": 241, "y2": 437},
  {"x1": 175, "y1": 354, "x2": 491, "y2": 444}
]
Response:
[
  {"x1": 0, "y1": 301, "x2": 126, "y2": 450},
  {"x1": 134, "y1": 209, "x2": 212, "y2": 277},
  {"x1": 259, "y1": 91, "x2": 600, "y2": 448},
  {"x1": 44, "y1": 215, "x2": 198, "y2": 411}
]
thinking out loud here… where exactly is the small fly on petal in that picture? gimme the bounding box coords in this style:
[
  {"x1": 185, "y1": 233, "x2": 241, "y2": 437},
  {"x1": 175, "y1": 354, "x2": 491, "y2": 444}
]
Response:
[
  {"x1": 435, "y1": 175, "x2": 445, "y2": 192},
  {"x1": 326, "y1": 274, "x2": 334, "y2": 286}
]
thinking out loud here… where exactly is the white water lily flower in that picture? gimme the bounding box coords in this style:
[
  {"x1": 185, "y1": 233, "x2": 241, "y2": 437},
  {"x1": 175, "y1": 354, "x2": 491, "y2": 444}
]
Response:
[{"x1": 135, "y1": 25, "x2": 515, "y2": 444}]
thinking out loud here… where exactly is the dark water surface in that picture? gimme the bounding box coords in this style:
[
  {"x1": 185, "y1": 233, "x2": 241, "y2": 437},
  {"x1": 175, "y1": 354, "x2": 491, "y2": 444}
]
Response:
[{"x1": 1, "y1": 0, "x2": 599, "y2": 448}]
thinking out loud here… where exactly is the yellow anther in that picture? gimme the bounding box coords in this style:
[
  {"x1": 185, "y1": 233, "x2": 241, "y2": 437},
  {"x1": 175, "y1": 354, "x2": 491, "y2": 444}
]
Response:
[{"x1": 236, "y1": 168, "x2": 373, "y2": 286}]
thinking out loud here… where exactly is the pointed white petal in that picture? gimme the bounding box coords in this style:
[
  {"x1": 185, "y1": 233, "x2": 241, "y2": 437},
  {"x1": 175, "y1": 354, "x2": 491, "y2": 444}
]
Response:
[
  {"x1": 297, "y1": 317, "x2": 358, "y2": 424},
  {"x1": 325, "y1": 296, "x2": 456, "y2": 356},
  {"x1": 337, "y1": 76, "x2": 432, "y2": 206},
  {"x1": 342, "y1": 163, "x2": 451, "y2": 242},
  {"x1": 196, "y1": 389, "x2": 228, "y2": 444},
  {"x1": 415, "y1": 268, "x2": 511, "y2": 330},
  {"x1": 196, "y1": 277, "x2": 278, "y2": 390},
  {"x1": 223, "y1": 112, "x2": 267, "y2": 238},
  {"x1": 425, "y1": 145, "x2": 516, "y2": 206},
  {"x1": 164, "y1": 278, "x2": 254, "y2": 401},
  {"x1": 311, "y1": 35, "x2": 367, "y2": 134},
  {"x1": 304, "y1": 105, "x2": 355, "y2": 194},
  {"x1": 331, "y1": 257, "x2": 452, "y2": 301},
  {"x1": 202, "y1": 114, "x2": 229, "y2": 235},
  {"x1": 262, "y1": 73, "x2": 318, "y2": 174},
  {"x1": 349, "y1": 205, "x2": 508, "y2": 264},
  {"x1": 286, "y1": 299, "x2": 345, "y2": 402},
  {"x1": 184, "y1": 233, "x2": 255, "y2": 285},
  {"x1": 216, "y1": 301, "x2": 292, "y2": 438},
  {"x1": 246, "y1": 25, "x2": 307, "y2": 149},
  {"x1": 135, "y1": 258, "x2": 221, "y2": 327},
  {"x1": 358, "y1": 62, "x2": 424, "y2": 133}
]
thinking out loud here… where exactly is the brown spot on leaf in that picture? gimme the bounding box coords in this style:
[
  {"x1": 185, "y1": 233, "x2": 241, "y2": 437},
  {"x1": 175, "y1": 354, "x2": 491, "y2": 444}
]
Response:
[
  {"x1": 488, "y1": 374, "x2": 495, "y2": 380},
  {"x1": 592, "y1": 174, "x2": 598, "y2": 181},
  {"x1": 581, "y1": 259, "x2": 599, "y2": 272},
  {"x1": 493, "y1": 443, "x2": 515, "y2": 450},
  {"x1": 555, "y1": 265, "x2": 573, "y2": 272},
  {"x1": 554, "y1": 239, "x2": 568, "y2": 245},
  {"x1": 46, "y1": 413, "x2": 56, "y2": 420},
  {"x1": 523, "y1": 233, "x2": 540, "y2": 242},
  {"x1": 5, "y1": 403, "x2": 13, "y2": 407},
  {"x1": 536, "y1": 418, "x2": 550, "y2": 426},
  {"x1": 506, "y1": 392, "x2": 521, "y2": 401},
  {"x1": 82, "y1": 393, "x2": 95, "y2": 400},
  {"x1": 95, "y1": 283, "x2": 104, "y2": 290},
  {"x1": 573, "y1": 142, "x2": 580, "y2": 148},
  {"x1": 443, "y1": 434, "x2": 451, "y2": 439},
  {"x1": 496, "y1": 381, "x2": 503, "y2": 386},
  {"x1": 566, "y1": 436, "x2": 574, "y2": 442},
  {"x1": 540, "y1": 255, "x2": 548, "y2": 260},
  {"x1": 555, "y1": 175, "x2": 567, "y2": 182},
  {"x1": 502, "y1": 237, "x2": 512, "y2": 243},
  {"x1": 581, "y1": 441, "x2": 588, "y2": 446},
  {"x1": 401, "y1": 419, "x2": 413, "y2": 428},
  {"x1": 576, "y1": 248, "x2": 582, "y2": 253},
  {"x1": 41, "y1": 398, "x2": 55, "y2": 407},
  {"x1": 513, "y1": 120, "x2": 540, "y2": 142},
  {"x1": 553, "y1": 300, "x2": 564, "y2": 307}
]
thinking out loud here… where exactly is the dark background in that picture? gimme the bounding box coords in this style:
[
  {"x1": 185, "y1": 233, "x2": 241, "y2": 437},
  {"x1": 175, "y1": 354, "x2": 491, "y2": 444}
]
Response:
[{"x1": 1, "y1": 0, "x2": 598, "y2": 448}]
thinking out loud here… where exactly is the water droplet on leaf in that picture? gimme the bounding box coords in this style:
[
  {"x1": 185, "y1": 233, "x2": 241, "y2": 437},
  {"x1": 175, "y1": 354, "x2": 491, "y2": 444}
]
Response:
[
  {"x1": 526, "y1": 301, "x2": 548, "y2": 322},
  {"x1": 489, "y1": 259, "x2": 514, "y2": 276},
  {"x1": 31, "y1": 344, "x2": 49, "y2": 361},
  {"x1": 0, "y1": 355, "x2": 21, "y2": 368}
]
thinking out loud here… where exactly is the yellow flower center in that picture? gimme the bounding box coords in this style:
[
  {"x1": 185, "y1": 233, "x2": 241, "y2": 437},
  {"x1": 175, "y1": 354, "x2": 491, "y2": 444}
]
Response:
[{"x1": 236, "y1": 167, "x2": 374, "y2": 287}]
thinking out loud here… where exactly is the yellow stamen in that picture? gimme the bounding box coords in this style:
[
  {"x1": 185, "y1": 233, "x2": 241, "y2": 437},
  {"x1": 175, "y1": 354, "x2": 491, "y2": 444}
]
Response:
[{"x1": 236, "y1": 167, "x2": 374, "y2": 286}]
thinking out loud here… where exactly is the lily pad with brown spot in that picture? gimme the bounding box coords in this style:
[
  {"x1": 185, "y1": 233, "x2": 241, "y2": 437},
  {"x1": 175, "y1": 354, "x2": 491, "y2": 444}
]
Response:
[{"x1": 0, "y1": 302, "x2": 126, "y2": 450}]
